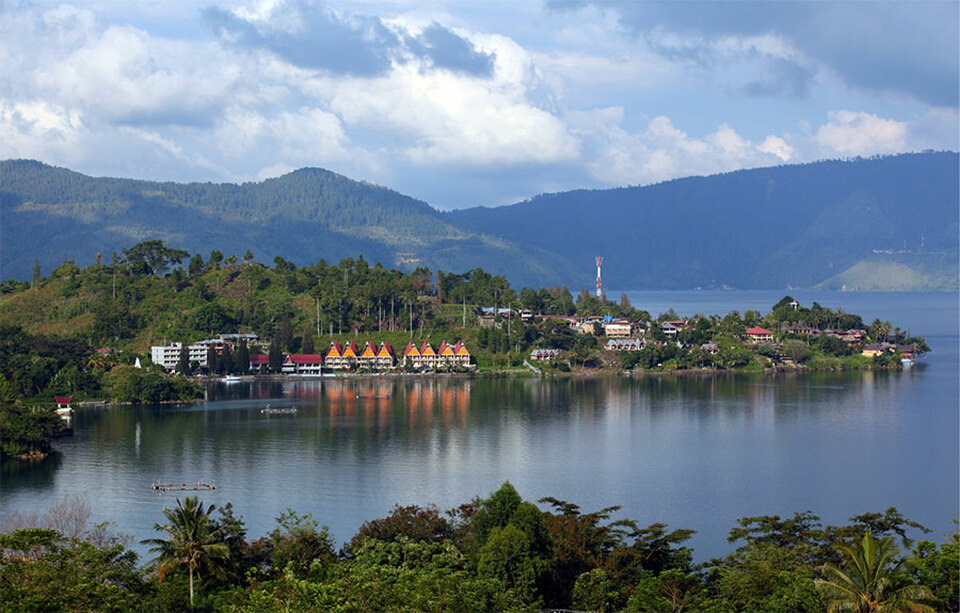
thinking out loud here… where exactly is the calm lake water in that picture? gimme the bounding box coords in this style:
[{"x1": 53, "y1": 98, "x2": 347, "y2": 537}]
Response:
[{"x1": 2, "y1": 291, "x2": 957, "y2": 560}]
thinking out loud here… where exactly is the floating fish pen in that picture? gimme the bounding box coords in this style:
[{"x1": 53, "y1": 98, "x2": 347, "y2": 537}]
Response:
[
  {"x1": 261, "y1": 406, "x2": 297, "y2": 415},
  {"x1": 151, "y1": 481, "x2": 217, "y2": 492}
]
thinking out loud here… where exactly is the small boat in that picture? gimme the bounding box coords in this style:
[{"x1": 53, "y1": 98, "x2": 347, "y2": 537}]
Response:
[{"x1": 221, "y1": 375, "x2": 243, "y2": 383}]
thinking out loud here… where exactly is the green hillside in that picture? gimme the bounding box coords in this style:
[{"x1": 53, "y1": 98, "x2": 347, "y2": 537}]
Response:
[
  {"x1": 2, "y1": 153, "x2": 957, "y2": 289},
  {"x1": 0, "y1": 160, "x2": 577, "y2": 287}
]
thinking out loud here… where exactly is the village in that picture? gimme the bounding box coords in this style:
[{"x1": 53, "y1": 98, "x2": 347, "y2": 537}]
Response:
[{"x1": 148, "y1": 298, "x2": 923, "y2": 377}]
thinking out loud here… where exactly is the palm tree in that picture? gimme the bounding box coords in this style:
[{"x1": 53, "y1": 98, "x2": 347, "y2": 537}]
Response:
[
  {"x1": 815, "y1": 531, "x2": 935, "y2": 613},
  {"x1": 143, "y1": 496, "x2": 229, "y2": 607}
]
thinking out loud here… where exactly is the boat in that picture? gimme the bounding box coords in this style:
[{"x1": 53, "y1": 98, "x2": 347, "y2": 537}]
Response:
[{"x1": 221, "y1": 375, "x2": 243, "y2": 383}]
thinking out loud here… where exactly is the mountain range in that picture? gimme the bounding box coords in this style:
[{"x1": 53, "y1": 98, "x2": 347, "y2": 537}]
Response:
[{"x1": 1, "y1": 152, "x2": 957, "y2": 290}]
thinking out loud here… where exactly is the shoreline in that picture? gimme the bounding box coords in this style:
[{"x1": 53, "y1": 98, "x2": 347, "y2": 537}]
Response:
[{"x1": 45, "y1": 361, "x2": 914, "y2": 409}]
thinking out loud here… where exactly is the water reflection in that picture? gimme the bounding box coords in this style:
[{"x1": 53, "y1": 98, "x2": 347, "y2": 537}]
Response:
[{"x1": 0, "y1": 365, "x2": 955, "y2": 561}]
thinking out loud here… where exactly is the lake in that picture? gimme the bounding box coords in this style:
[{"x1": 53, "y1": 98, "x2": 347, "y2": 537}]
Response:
[{"x1": 2, "y1": 290, "x2": 957, "y2": 560}]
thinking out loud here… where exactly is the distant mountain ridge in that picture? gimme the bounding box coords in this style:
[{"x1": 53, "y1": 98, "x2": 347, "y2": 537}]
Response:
[{"x1": 2, "y1": 153, "x2": 957, "y2": 290}]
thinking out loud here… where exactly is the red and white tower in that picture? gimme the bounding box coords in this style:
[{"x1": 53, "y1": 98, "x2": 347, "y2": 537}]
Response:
[{"x1": 596, "y1": 256, "x2": 603, "y2": 298}]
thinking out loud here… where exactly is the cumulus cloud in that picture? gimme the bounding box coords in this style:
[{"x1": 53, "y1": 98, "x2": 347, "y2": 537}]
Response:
[
  {"x1": 813, "y1": 110, "x2": 907, "y2": 156},
  {"x1": 585, "y1": 116, "x2": 792, "y2": 185}
]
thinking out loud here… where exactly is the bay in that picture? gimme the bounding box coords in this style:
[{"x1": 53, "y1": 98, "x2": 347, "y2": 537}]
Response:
[{"x1": 2, "y1": 290, "x2": 957, "y2": 560}]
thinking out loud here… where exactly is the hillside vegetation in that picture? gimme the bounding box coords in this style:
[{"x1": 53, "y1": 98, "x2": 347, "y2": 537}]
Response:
[{"x1": 2, "y1": 152, "x2": 957, "y2": 289}]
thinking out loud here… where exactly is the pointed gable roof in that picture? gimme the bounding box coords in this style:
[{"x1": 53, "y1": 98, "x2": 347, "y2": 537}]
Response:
[
  {"x1": 326, "y1": 341, "x2": 343, "y2": 358},
  {"x1": 454, "y1": 340, "x2": 470, "y2": 355},
  {"x1": 360, "y1": 341, "x2": 377, "y2": 357},
  {"x1": 342, "y1": 341, "x2": 359, "y2": 358},
  {"x1": 377, "y1": 341, "x2": 394, "y2": 358},
  {"x1": 420, "y1": 341, "x2": 436, "y2": 356},
  {"x1": 403, "y1": 341, "x2": 420, "y2": 357},
  {"x1": 439, "y1": 341, "x2": 455, "y2": 355}
]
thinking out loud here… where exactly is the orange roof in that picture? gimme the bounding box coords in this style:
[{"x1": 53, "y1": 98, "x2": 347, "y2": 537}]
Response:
[
  {"x1": 377, "y1": 342, "x2": 394, "y2": 358},
  {"x1": 439, "y1": 341, "x2": 455, "y2": 355},
  {"x1": 403, "y1": 341, "x2": 420, "y2": 357},
  {"x1": 420, "y1": 342, "x2": 435, "y2": 355},
  {"x1": 326, "y1": 341, "x2": 343, "y2": 358},
  {"x1": 746, "y1": 326, "x2": 774, "y2": 335},
  {"x1": 361, "y1": 341, "x2": 377, "y2": 357},
  {"x1": 342, "y1": 341, "x2": 359, "y2": 358},
  {"x1": 454, "y1": 340, "x2": 470, "y2": 355}
]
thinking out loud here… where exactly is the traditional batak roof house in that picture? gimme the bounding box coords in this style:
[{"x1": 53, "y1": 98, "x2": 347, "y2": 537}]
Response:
[
  {"x1": 403, "y1": 340, "x2": 470, "y2": 370},
  {"x1": 375, "y1": 341, "x2": 395, "y2": 369},
  {"x1": 744, "y1": 326, "x2": 775, "y2": 344},
  {"x1": 605, "y1": 338, "x2": 645, "y2": 351},
  {"x1": 325, "y1": 341, "x2": 359, "y2": 370},
  {"x1": 358, "y1": 341, "x2": 379, "y2": 370},
  {"x1": 530, "y1": 348, "x2": 561, "y2": 361},
  {"x1": 357, "y1": 341, "x2": 395, "y2": 370},
  {"x1": 418, "y1": 341, "x2": 438, "y2": 369},
  {"x1": 402, "y1": 341, "x2": 423, "y2": 369},
  {"x1": 453, "y1": 340, "x2": 471, "y2": 366}
]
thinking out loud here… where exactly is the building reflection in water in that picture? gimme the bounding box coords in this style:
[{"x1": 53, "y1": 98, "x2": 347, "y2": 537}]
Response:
[{"x1": 319, "y1": 379, "x2": 471, "y2": 430}]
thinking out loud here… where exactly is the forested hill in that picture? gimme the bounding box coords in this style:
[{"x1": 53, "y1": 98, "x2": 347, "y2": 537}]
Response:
[
  {"x1": 2, "y1": 152, "x2": 957, "y2": 289},
  {"x1": 447, "y1": 152, "x2": 959, "y2": 290},
  {"x1": 0, "y1": 160, "x2": 576, "y2": 286}
]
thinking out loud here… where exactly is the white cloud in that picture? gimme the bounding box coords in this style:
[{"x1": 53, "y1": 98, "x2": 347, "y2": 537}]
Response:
[
  {"x1": 813, "y1": 110, "x2": 907, "y2": 155},
  {"x1": 758, "y1": 135, "x2": 794, "y2": 161},
  {"x1": 309, "y1": 34, "x2": 580, "y2": 167},
  {"x1": 33, "y1": 24, "x2": 242, "y2": 126},
  {"x1": 586, "y1": 116, "x2": 792, "y2": 185}
]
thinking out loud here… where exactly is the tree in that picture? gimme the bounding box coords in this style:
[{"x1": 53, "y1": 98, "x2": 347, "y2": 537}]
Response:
[
  {"x1": 815, "y1": 532, "x2": 935, "y2": 613},
  {"x1": 143, "y1": 496, "x2": 229, "y2": 608},
  {"x1": 301, "y1": 327, "x2": 314, "y2": 354},
  {"x1": 268, "y1": 338, "x2": 283, "y2": 373},
  {"x1": 236, "y1": 341, "x2": 249, "y2": 374},
  {"x1": 176, "y1": 344, "x2": 190, "y2": 376},
  {"x1": 188, "y1": 254, "x2": 205, "y2": 277},
  {"x1": 122, "y1": 240, "x2": 189, "y2": 277}
]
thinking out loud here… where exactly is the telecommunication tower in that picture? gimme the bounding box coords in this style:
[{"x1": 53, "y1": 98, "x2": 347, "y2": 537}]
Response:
[{"x1": 596, "y1": 256, "x2": 603, "y2": 297}]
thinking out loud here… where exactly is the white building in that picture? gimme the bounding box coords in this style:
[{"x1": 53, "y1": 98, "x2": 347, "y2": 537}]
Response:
[
  {"x1": 151, "y1": 334, "x2": 260, "y2": 370},
  {"x1": 151, "y1": 342, "x2": 215, "y2": 370}
]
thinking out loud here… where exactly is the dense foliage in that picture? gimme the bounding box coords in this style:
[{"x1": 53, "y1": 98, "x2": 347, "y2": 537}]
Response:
[{"x1": 1, "y1": 487, "x2": 955, "y2": 612}]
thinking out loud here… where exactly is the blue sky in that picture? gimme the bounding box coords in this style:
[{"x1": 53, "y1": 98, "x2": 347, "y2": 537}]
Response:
[{"x1": 2, "y1": 0, "x2": 957, "y2": 209}]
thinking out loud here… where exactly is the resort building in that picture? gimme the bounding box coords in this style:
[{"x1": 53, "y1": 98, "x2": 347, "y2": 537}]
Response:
[
  {"x1": 357, "y1": 341, "x2": 395, "y2": 370},
  {"x1": 282, "y1": 354, "x2": 324, "y2": 375},
  {"x1": 403, "y1": 341, "x2": 471, "y2": 370},
  {"x1": 744, "y1": 326, "x2": 775, "y2": 344},
  {"x1": 530, "y1": 348, "x2": 562, "y2": 362}
]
